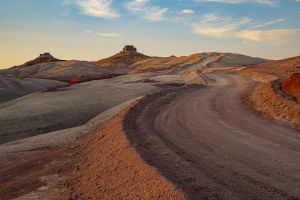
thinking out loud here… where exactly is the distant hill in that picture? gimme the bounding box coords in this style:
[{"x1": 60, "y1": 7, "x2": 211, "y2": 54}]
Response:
[
  {"x1": 95, "y1": 45, "x2": 149, "y2": 74},
  {"x1": 127, "y1": 52, "x2": 267, "y2": 74},
  {"x1": 94, "y1": 46, "x2": 267, "y2": 75},
  {"x1": 0, "y1": 74, "x2": 69, "y2": 103},
  {"x1": 18, "y1": 53, "x2": 63, "y2": 68},
  {"x1": 1, "y1": 53, "x2": 115, "y2": 83},
  {"x1": 2, "y1": 48, "x2": 267, "y2": 82},
  {"x1": 242, "y1": 56, "x2": 300, "y2": 77}
]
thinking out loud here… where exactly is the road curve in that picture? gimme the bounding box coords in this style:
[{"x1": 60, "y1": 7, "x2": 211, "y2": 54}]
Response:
[{"x1": 124, "y1": 74, "x2": 300, "y2": 200}]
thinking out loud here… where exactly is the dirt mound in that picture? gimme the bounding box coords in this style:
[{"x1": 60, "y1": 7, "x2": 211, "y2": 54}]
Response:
[
  {"x1": 129, "y1": 54, "x2": 202, "y2": 74},
  {"x1": 0, "y1": 74, "x2": 158, "y2": 144},
  {"x1": 129, "y1": 53, "x2": 266, "y2": 74},
  {"x1": 66, "y1": 106, "x2": 185, "y2": 200},
  {"x1": 248, "y1": 81, "x2": 300, "y2": 127},
  {"x1": 212, "y1": 53, "x2": 266, "y2": 67},
  {"x1": 181, "y1": 70, "x2": 207, "y2": 85},
  {"x1": 31, "y1": 60, "x2": 114, "y2": 83},
  {"x1": 1, "y1": 60, "x2": 114, "y2": 84},
  {"x1": 18, "y1": 53, "x2": 63, "y2": 68},
  {"x1": 240, "y1": 55, "x2": 300, "y2": 127},
  {"x1": 95, "y1": 45, "x2": 149, "y2": 74},
  {"x1": 0, "y1": 75, "x2": 69, "y2": 103},
  {"x1": 95, "y1": 47, "x2": 266, "y2": 75},
  {"x1": 282, "y1": 73, "x2": 300, "y2": 100},
  {"x1": 242, "y1": 55, "x2": 300, "y2": 78}
]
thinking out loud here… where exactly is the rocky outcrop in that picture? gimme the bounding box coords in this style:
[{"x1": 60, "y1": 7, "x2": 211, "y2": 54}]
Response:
[
  {"x1": 95, "y1": 45, "x2": 149, "y2": 73},
  {"x1": 18, "y1": 53, "x2": 63, "y2": 68}
]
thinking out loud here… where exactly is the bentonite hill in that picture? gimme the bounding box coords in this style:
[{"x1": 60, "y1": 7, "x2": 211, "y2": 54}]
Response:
[{"x1": 1, "y1": 1, "x2": 300, "y2": 199}]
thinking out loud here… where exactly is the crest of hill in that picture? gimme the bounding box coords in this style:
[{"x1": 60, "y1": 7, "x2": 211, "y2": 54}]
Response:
[
  {"x1": 242, "y1": 55, "x2": 300, "y2": 77},
  {"x1": 128, "y1": 52, "x2": 267, "y2": 74},
  {"x1": 1, "y1": 54, "x2": 115, "y2": 83},
  {"x1": 18, "y1": 53, "x2": 63, "y2": 68},
  {"x1": 95, "y1": 45, "x2": 149, "y2": 73}
]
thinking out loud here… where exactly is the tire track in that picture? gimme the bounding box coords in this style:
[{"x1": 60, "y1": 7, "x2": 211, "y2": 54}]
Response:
[{"x1": 124, "y1": 74, "x2": 300, "y2": 200}]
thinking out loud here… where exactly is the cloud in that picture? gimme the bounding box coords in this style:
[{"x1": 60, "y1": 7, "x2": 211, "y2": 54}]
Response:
[
  {"x1": 192, "y1": 13, "x2": 251, "y2": 37},
  {"x1": 250, "y1": 18, "x2": 285, "y2": 28},
  {"x1": 127, "y1": 0, "x2": 148, "y2": 11},
  {"x1": 74, "y1": 0, "x2": 119, "y2": 18},
  {"x1": 201, "y1": 0, "x2": 277, "y2": 5},
  {"x1": 201, "y1": 0, "x2": 244, "y2": 3},
  {"x1": 193, "y1": 27, "x2": 233, "y2": 37},
  {"x1": 236, "y1": 29, "x2": 300, "y2": 44},
  {"x1": 181, "y1": 9, "x2": 195, "y2": 14},
  {"x1": 146, "y1": 7, "x2": 168, "y2": 21},
  {"x1": 96, "y1": 32, "x2": 121, "y2": 37},
  {"x1": 127, "y1": 0, "x2": 168, "y2": 21},
  {"x1": 192, "y1": 13, "x2": 299, "y2": 44}
]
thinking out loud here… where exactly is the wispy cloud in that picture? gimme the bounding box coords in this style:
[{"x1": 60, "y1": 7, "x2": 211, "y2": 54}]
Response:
[
  {"x1": 192, "y1": 13, "x2": 299, "y2": 44},
  {"x1": 192, "y1": 13, "x2": 251, "y2": 37},
  {"x1": 236, "y1": 29, "x2": 300, "y2": 44},
  {"x1": 193, "y1": 27, "x2": 233, "y2": 37},
  {"x1": 181, "y1": 9, "x2": 195, "y2": 14},
  {"x1": 74, "y1": 0, "x2": 119, "y2": 19},
  {"x1": 85, "y1": 30, "x2": 93, "y2": 34},
  {"x1": 200, "y1": 0, "x2": 277, "y2": 5},
  {"x1": 127, "y1": 0, "x2": 168, "y2": 21},
  {"x1": 250, "y1": 18, "x2": 285, "y2": 28},
  {"x1": 83, "y1": 30, "x2": 121, "y2": 37},
  {"x1": 96, "y1": 32, "x2": 121, "y2": 37}
]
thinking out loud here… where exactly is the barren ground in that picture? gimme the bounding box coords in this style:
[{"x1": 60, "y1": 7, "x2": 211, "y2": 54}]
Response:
[
  {"x1": 61, "y1": 73, "x2": 300, "y2": 200},
  {"x1": 1, "y1": 73, "x2": 299, "y2": 200},
  {"x1": 121, "y1": 74, "x2": 300, "y2": 199}
]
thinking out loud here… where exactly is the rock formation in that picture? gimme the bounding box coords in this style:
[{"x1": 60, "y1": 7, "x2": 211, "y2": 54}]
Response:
[
  {"x1": 18, "y1": 53, "x2": 63, "y2": 68},
  {"x1": 123, "y1": 45, "x2": 137, "y2": 52},
  {"x1": 95, "y1": 45, "x2": 149, "y2": 71}
]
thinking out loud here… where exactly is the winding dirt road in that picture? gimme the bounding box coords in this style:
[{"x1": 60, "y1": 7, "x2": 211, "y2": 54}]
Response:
[{"x1": 125, "y1": 74, "x2": 300, "y2": 200}]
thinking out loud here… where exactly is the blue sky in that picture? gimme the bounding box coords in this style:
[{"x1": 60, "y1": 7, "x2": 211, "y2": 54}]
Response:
[{"x1": 0, "y1": 0, "x2": 300, "y2": 68}]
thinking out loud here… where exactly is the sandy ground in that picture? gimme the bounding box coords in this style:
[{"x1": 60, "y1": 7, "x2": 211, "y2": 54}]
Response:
[
  {"x1": 0, "y1": 73, "x2": 186, "y2": 199},
  {"x1": 0, "y1": 97, "x2": 147, "y2": 200},
  {"x1": 66, "y1": 106, "x2": 186, "y2": 200},
  {"x1": 1, "y1": 72, "x2": 299, "y2": 200},
  {"x1": 0, "y1": 119, "x2": 102, "y2": 200}
]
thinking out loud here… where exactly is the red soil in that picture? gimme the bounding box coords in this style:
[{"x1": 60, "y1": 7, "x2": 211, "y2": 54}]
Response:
[
  {"x1": 68, "y1": 77, "x2": 80, "y2": 85},
  {"x1": 282, "y1": 73, "x2": 300, "y2": 100}
]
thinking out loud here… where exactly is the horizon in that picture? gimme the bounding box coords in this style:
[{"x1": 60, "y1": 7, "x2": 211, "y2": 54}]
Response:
[{"x1": 1, "y1": 0, "x2": 300, "y2": 69}]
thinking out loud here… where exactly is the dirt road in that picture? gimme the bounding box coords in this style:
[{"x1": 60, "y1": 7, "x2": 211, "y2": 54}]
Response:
[{"x1": 125, "y1": 74, "x2": 300, "y2": 200}]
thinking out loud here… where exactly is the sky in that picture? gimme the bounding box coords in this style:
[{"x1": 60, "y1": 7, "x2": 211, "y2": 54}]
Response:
[{"x1": 0, "y1": 0, "x2": 300, "y2": 69}]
